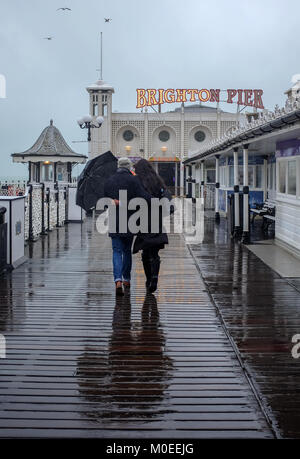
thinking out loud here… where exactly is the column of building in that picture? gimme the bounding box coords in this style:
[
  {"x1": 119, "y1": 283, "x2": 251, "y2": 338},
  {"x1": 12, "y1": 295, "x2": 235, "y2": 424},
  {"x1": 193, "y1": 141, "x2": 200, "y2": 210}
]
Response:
[
  {"x1": 200, "y1": 161, "x2": 205, "y2": 201},
  {"x1": 263, "y1": 155, "x2": 268, "y2": 201},
  {"x1": 215, "y1": 155, "x2": 220, "y2": 222},
  {"x1": 180, "y1": 103, "x2": 185, "y2": 196},
  {"x1": 241, "y1": 144, "x2": 250, "y2": 243},
  {"x1": 233, "y1": 147, "x2": 241, "y2": 237},
  {"x1": 191, "y1": 163, "x2": 196, "y2": 202},
  {"x1": 144, "y1": 108, "x2": 148, "y2": 159}
]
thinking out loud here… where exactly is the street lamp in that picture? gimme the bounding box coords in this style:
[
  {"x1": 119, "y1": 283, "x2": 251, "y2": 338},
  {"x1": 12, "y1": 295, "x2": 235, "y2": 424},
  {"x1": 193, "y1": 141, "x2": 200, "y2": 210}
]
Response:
[{"x1": 77, "y1": 115, "x2": 104, "y2": 141}]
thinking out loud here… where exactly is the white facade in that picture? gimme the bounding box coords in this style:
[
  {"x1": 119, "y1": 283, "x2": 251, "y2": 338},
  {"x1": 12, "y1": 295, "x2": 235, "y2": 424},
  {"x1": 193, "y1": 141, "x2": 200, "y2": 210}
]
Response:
[
  {"x1": 86, "y1": 80, "x2": 239, "y2": 161},
  {"x1": 275, "y1": 154, "x2": 300, "y2": 257},
  {"x1": 184, "y1": 77, "x2": 300, "y2": 257}
]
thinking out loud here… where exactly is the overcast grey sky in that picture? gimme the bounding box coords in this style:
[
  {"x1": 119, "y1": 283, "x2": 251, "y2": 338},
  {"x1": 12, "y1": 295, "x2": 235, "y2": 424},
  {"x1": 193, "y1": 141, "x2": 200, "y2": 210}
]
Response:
[{"x1": 0, "y1": 0, "x2": 299, "y2": 176}]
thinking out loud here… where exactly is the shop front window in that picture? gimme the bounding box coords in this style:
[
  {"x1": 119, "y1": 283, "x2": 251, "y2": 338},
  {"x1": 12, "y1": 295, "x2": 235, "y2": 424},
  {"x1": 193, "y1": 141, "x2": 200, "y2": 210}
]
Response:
[
  {"x1": 206, "y1": 169, "x2": 216, "y2": 184},
  {"x1": 269, "y1": 164, "x2": 274, "y2": 190},
  {"x1": 229, "y1": 166, "x2": 234, "y2": 187},
  {"x1": 279, "y1": 162, "x2": 286, "y2": 194},
  {"x1": 288, "y1": 160, "x2": 297, "y2": 195},
  {"x1": 238, "y1": 165, "x2": 243, "y2": 185},
  {"x1": 220, "y1": 166, "x2": 226, "y2": 186},
  {"x1": 256, "y1": 165, "x2": 262, "y2": 188},
  {"x1": 248, "y1": 166, "x2": 254, "y2": 187}
]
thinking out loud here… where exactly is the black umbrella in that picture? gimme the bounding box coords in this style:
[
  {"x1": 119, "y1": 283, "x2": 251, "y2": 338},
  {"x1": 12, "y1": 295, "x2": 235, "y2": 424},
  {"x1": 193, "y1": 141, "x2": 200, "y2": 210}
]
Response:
[{"x1": 76, "y1": 151, "x2": 118, "y2": 211}]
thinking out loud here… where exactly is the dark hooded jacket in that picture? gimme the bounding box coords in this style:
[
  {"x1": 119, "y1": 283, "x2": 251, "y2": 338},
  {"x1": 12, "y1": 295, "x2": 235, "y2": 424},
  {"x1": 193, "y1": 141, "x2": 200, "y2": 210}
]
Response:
[
  {"x1": 132, "y1": 181, "x2": 169, "y2": 254},
  {"x1": 104, "y1": 168, "x2": 152, "y2": 238}
]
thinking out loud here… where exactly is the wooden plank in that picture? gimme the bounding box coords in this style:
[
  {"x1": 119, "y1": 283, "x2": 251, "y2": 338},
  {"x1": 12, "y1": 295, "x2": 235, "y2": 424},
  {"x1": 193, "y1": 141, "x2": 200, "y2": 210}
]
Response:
[
  {"x1": 189, "y1": 216, "x2": 300, "y2": 438},
  {"x1": 0, "y1": 226, "x2": 273, "y2": 438}
]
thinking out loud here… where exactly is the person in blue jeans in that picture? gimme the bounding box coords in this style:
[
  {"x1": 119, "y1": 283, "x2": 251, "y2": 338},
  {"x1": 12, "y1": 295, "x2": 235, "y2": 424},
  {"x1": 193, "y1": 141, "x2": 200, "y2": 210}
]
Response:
[
  {"x1": 104, "y1": 157, "x2": 151, "y2": 296},
  {"x1": 111, "y1": 235, "x2": 133, "y2": 289}
]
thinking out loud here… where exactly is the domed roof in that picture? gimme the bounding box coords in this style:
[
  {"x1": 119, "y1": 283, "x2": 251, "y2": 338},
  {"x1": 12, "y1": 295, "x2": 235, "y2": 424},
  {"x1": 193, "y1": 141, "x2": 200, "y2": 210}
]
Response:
[
  {"x1": 172, "y1": 103, "x2": 224, "y2": 113},
  {"x1": 86, "y1": 79, "x2": 114, "y2": 92},
  {"x1": 12, "y1": 120, "x2": 87, "y2": 160}
]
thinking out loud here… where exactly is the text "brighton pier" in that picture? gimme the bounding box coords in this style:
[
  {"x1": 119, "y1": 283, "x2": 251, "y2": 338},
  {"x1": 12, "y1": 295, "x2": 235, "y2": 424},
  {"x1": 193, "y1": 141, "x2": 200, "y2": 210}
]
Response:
[{"x1": 136, "y1": 88, "x2": 264, "y2": 109}]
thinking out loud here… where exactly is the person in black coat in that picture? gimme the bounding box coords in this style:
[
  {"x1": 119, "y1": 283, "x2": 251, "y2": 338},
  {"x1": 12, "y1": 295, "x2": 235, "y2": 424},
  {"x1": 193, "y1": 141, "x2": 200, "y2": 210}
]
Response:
[
  {"x1": 133, "y1": 159, "x2": 171, "y2": 293},
  {"x1": 104, "y1": 157, "x2": 151, "y2": 295}
]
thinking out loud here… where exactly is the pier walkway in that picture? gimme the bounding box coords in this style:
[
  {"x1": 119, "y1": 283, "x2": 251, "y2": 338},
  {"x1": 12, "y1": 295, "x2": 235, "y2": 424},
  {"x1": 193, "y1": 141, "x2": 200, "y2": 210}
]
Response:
[
  {"x1": 0, "y1": 217, "x2": 273, "y2": 438},
  {"x1": 190, "y1": 213, "x2": 300, "y2": 439}
]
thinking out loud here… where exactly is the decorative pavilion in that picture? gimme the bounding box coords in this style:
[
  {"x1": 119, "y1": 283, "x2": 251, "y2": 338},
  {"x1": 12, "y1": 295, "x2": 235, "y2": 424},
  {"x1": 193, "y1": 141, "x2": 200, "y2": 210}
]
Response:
[{"x1": 11, "y1": 120, "x2": 87, "y2": 184}]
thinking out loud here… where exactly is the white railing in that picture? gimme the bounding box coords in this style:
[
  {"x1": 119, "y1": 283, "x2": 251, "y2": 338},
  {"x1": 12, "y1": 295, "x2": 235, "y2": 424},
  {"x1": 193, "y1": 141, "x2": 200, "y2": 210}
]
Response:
[
  {"x1": 194, "y1": 97, "x2": 300, "y2": 156},
  {"x1": 24, "y1": 183, "x2": 71, "y2": 241},
  {"x1": 0, "y1": 179, "x2": 79, "y2": 241},
  {"x1": 0, "y1": 179, "x2": 26, "y2": 196}
]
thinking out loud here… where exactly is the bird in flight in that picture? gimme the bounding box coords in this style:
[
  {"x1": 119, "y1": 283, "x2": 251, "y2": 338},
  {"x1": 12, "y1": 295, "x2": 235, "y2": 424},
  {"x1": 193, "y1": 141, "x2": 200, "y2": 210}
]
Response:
[
  {"x1": 57, "y1": 7, "x2": 72, "y2": 11},
  {"x1": 43, "y1": 37, "x2": 53, "y2": 40},
  {"x1": 104, "y1": 18, "x2": 112, "y2": 22}
]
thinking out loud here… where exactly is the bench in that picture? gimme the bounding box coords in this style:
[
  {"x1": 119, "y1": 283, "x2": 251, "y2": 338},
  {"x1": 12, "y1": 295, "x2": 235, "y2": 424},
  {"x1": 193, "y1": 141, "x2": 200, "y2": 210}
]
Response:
[
  {"x1": 262, "y1": 214, "x2": 275, "y2": 232},
  {"x1": 250, "y1": 200, "x2": 276, "y2": 232}
]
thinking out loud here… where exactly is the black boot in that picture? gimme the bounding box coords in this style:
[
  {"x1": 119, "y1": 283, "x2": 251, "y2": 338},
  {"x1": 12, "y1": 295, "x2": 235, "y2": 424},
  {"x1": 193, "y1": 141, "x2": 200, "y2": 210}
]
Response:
[
  {"x1": 142, "y1": 253, "x2": 152, "y2": 291},
  {"x1": 149, "y1": 255, "x2": 160, "y2": 293}
]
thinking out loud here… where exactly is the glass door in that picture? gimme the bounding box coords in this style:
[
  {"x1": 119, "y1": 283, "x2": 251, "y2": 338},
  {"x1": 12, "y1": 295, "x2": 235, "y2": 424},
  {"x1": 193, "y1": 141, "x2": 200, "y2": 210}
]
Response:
[{"x1": 157, "y1": 162, "x2": 176, "y2": 195}]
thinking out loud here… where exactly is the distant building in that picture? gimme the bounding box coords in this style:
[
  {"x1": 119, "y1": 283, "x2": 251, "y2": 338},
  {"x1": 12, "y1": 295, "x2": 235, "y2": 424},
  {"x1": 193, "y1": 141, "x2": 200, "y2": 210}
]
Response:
[{"x1": 86, "y1": 80, "x2": 240, "y2": 193}]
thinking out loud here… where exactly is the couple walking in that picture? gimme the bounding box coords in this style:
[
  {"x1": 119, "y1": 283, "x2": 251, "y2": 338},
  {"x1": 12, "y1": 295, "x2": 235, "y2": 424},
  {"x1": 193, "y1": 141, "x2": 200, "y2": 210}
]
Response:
[{"x1": 104, "y1": 157, "x2": 170, "y2": 296}]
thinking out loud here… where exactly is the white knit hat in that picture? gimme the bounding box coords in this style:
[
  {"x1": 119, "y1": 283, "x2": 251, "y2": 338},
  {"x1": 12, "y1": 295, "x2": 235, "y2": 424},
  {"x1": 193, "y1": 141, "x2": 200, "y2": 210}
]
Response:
[{"x1": 118, "y1": 157, "x2": 132, "y2": 170}]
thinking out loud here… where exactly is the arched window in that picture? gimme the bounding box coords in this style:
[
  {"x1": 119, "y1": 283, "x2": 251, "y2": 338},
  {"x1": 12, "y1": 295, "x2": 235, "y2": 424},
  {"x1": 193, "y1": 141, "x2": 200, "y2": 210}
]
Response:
[
  {"x1": 194, "y1": 130, "x2": 206, "y2": 142},
  {"x1": 158, "y1": 130, "x2": 170, "y2": 142},
  {"x1": 123, "y1": 130, "x2": 134, "y2": 141}
]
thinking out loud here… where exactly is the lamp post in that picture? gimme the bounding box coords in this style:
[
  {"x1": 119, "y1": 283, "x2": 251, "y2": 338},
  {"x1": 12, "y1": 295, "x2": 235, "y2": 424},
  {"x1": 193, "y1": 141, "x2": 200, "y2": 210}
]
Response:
[{"x1": 77, "y1": 115, "x2": 104, "y2": 141}]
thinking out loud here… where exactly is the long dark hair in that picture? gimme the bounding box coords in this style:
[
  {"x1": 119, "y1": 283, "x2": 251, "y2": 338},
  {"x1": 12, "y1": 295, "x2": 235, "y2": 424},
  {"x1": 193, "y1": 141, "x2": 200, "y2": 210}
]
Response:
[{"x1": 134, "y1": 159, "x2": 166, "y2": 197}]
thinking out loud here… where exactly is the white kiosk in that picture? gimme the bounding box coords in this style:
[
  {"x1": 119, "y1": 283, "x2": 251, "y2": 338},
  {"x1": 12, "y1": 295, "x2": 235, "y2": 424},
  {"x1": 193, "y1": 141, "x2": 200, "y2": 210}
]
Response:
[
  {"x1": 0, "y1": 196, "x2": 26, "y2": 269},
  {"x1": 67, "y1": 187, "x2": 84, "y2": 222}
]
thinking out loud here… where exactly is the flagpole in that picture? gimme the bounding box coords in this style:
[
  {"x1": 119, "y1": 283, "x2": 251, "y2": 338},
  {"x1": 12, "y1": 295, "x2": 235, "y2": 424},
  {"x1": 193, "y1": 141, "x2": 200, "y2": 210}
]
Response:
[{"x1": 100, "y1": 32, "x2": 103, "y2": 80}]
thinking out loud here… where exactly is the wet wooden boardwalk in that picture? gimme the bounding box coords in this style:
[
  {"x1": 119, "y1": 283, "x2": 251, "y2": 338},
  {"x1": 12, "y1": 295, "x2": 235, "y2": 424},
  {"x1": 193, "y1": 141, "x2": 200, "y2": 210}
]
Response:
[
  {"x1": 190, "y1": 214, "x2": 300, "y2": 439},
  {"x1": 0, "y1": 218, "x2": 273, "y2": 438}
]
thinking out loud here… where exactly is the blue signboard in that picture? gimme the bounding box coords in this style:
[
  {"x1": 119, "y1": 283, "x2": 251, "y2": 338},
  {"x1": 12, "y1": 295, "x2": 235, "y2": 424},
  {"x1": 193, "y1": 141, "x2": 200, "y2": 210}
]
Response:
[
  {"x1": 276, "y1": 138, "x2": 300, "y2": 158},
  {"x1": 249, "y1": 190, "x2": 264, "y2": 207},
  {"x1": 227, "y1": 155, "x2": 264, "y2": 165},
  {"x1": 220, "y1": 190, "x2": 264, "y2": 214}
]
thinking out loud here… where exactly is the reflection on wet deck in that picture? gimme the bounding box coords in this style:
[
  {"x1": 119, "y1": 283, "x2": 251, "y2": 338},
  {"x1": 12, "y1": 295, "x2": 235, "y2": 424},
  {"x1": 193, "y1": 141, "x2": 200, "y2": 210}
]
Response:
[
  {"x1": 190, "y1": 214, "x2": 300, "y2": 438},
  {"x1": 0, "y1": 218, "x2": 273, "y2": 438}
]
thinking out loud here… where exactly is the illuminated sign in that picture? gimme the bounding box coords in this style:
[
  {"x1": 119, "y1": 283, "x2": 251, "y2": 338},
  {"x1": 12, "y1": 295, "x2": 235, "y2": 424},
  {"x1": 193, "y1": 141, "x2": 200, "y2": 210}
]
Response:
[{"x1": 136, "y1": 88, "x2": 264, "y2": 109}]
